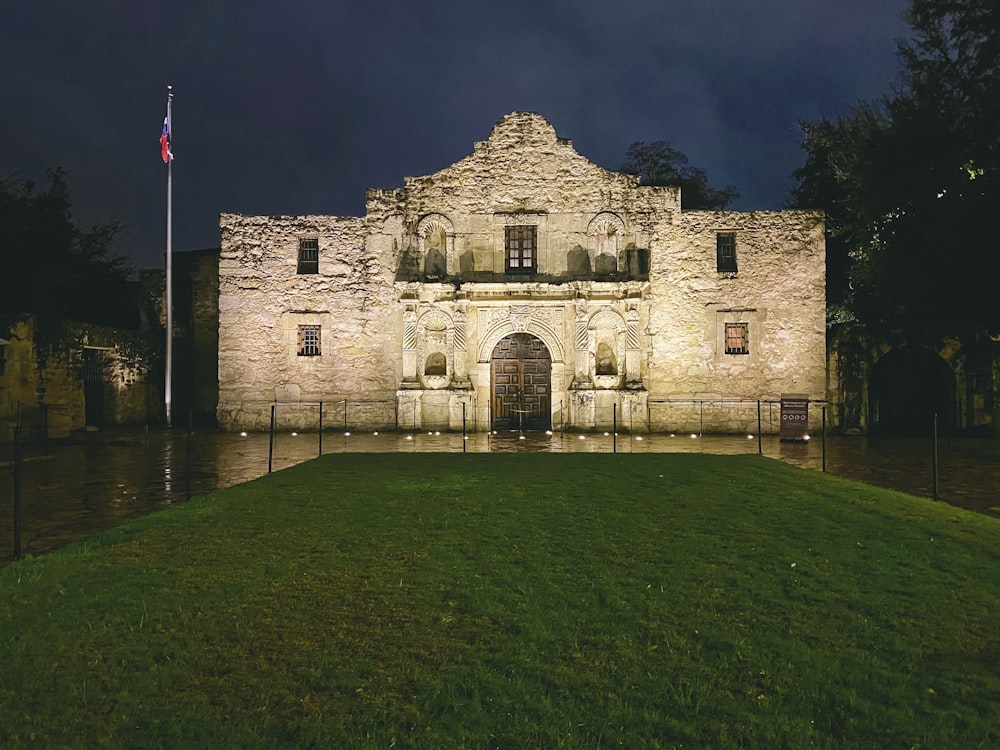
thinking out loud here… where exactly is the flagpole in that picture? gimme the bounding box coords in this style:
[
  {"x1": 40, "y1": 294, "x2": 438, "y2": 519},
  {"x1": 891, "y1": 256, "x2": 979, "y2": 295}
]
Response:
[{"x1": 165, "y1": 85, "x2": 174, "y2": 427}]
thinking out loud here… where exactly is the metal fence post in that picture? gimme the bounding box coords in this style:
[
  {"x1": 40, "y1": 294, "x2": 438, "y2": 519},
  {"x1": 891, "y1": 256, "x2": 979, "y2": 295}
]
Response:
[
  {"x1": 932, "y1": 412, "x2": 939, "y2": 500},
  {"x1": 822, "y1": 405, "x2": 827, "y2": 472},
  {"x1": 757, "y1": 400, "x2": 762, "y2": 455},
  {"x1": 13, "y1": 403, "x2": 22, "y2": 561},
  {"x1": 318, "y1": 401, "x2": 323, "y2": 456},
  {"x1": 268, "y1": 403, "x2": 276, "y2": 473},
  {"x1": 462, "y1": 401, "x2": 467, "y2": 453},
  {"x1": 186, "y1": 410, "x2": 193, "y2": 500},
  {"x1": 613, "y1": 403, "x2": 617, "y2": 454}
]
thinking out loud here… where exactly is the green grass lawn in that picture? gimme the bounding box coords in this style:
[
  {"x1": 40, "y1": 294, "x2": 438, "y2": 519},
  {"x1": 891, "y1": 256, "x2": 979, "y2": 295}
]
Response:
[{"x1": 1, "y1": 453, "x2": 998, "y2": 749}]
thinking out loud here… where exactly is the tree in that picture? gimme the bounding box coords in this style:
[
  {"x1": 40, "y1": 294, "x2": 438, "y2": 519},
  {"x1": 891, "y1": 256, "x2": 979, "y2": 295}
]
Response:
[
  {"x1": 789, "y1": 105, "x2": 896, "y2": 320},
  {"x1": 621, "y1": 141, "x2": 740, "y2": 210},
  {"x1": 0, "y1": 169, "x2": 136, "y2": 328},
  {"x1": 790, "y1": 0, "x2": 1000, "y2": 338}
]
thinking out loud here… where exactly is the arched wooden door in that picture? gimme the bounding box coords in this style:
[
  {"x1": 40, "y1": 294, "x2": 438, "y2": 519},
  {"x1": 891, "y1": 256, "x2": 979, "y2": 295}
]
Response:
[{"x1": 490, "y1": 333, "x2": 552, "y2": 431}]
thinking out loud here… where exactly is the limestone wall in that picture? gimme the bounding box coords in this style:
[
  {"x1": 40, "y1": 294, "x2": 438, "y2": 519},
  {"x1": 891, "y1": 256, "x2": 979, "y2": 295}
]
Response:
[
  {"x1": 0, "y1": 316, "x2": 155, "y2": 441},
  {"x1": 218, "y1": 214, "x2": 402, "y2": 429},
  {"x1": 647, "y1": 210, "x2": 826, "y2": 400},
  {"x1": 218, "y1": 112, "x2": 826, "y2": 433}
]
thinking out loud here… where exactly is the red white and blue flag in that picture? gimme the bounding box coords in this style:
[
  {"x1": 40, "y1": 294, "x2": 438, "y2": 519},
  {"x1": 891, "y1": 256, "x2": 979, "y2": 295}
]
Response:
[{"x1": 160, "y1": 113, "x2": 172, "y2": 163}]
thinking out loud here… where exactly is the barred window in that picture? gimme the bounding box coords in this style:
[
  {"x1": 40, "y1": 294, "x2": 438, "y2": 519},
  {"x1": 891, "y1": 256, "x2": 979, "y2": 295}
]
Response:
[
  {"x1": 716, "y1": 232, "x2": 737, "y2": 273},
  {"x1": 725, "y1": 323, "x2": 749, "y2": 355},
  {"x1": 297, "y1": 325, "x2": 321, "y2": 356},
  {"x1": 505, "y1": 226, "x2": 537, "y2": 274},
  {"x1": 297, "y1": 238, "x2": 319, "y2": 274}
]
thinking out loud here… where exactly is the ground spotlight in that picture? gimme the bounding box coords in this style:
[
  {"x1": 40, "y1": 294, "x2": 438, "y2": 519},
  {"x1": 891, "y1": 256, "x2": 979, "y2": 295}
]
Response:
[
  {"x1": 578, "y1": 435, "x2": 586, "y2": 440},
  {"x1": 747, "y1": 434, "x2": 754, "y2": 439},
  {"x1": 373, "y1": 431, "x2": 379, "y2": 436},
  {"x1": 691, "y1": 434, "x2": 697, "y2": 439},
  {"x1": 635, "y1": 435, "x2": 643, "y2": 441},
  {"x1": 291, "y1": 432, "x2": 298, "y2": 437},
  {"x1": 406, "y1": 435, "x2": 413, "y2": 440},
  {"x1": 344, "y1": 432, "x2": 351, "y2": 437},
  {"x1": 240, "y1": 431, "x2": 247, "y2": 437}
]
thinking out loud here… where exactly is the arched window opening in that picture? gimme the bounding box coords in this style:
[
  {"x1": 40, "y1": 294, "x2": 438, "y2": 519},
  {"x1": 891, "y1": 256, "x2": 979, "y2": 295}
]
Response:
[
  {"x1": 596, "y1": 341, "x2": 618, "y2": 375},
  {"x1": 424, "y1": 351, "x2": 447, "y2": 376}
]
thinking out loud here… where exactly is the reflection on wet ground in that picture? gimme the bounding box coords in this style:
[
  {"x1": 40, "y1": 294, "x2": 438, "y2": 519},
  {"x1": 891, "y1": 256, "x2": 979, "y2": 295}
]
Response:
[{"x1": 2, "y1": 427, "x2": 998, "y2": 563}]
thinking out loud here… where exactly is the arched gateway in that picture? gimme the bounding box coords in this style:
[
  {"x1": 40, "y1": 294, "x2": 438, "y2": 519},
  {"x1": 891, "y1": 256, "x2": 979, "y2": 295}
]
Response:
[{"x1": 490, "y1": 333, "x2": 552, "y2": 431}]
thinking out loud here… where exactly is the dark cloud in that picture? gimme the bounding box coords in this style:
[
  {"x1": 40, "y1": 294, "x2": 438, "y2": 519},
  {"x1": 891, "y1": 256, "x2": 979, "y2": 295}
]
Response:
[{"x1": 1, "y1": 0, "x2": 910, "y2": 269}]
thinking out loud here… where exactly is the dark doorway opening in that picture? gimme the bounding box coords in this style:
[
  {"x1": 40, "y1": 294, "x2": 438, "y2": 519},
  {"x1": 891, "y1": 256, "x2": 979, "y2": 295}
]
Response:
[
  {"x1": 870, "y1": 348, "x2": 954, "y2": 435},
  {"x1": 490, "y1": 333, "x2": 552, "y2": 431}
]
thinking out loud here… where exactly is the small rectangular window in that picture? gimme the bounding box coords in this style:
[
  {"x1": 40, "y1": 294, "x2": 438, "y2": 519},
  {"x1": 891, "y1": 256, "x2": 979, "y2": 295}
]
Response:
[
  {"x1": 725, "y1": 322, "x2": 749, "y2": 355},
  {"x1": 297, "y1": 325, "x2": 321, "y2": 356},
  {"x1": 505, "y1": 226, "x2": 537, "y2": 274},
  {"x1": 297, "y1": 238, "x2": 319, "y2": 274},
  {"x1": 716, "y1": 232, "x2": 737, "y2": 273}
]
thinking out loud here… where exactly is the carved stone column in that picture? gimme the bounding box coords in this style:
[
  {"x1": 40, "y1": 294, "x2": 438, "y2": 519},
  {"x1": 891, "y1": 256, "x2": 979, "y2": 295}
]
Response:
[
  {"x1": 400, "y1": 302, "x2": 420, "y2": 388},
  {"x1": 625, "y1": 301, "x2": 642, "y2": 387},
  {"x1": 571, "y1": 299, "x2": 592, "y2": 389},
  {"x1": 451, "y1": 302, "x2": 471, "y2": 388}
]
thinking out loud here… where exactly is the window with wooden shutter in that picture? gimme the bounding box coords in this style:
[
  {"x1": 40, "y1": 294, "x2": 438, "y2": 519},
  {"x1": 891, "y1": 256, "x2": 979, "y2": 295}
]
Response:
[
  {"x1": 716, "y1": 232, "x2": 737, "y2": 274},
  {"x1": 505, "y1": 226, "x2": 537, "y2": 274},
  {"x1": 297, "y1": 325, "x2": 321, "y2": 356},
  {"x1": 724, "y1": 322, "x2": 749, "y2": 355}
]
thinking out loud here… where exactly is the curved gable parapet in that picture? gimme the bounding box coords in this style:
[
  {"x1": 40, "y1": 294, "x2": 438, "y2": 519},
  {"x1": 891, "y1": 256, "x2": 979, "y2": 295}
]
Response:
[
  {"x1": 485, "y1": 112, "x2": 560, "y2": 148},
  {"x1": 402, "y1": 113, "x2": 636, "y2": 208}
]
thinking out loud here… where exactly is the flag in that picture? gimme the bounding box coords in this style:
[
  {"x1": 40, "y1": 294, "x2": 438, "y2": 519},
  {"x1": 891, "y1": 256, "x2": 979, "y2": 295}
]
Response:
[{"x1": 160, "y1": 114, "x2": 172, "y2": 163}]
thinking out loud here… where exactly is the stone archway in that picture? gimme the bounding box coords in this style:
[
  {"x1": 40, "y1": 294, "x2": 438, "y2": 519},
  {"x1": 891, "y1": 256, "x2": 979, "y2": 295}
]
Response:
[
  {"x1": 490, "y1": 333, "x2": 552, "y2": 431},
  {"x1": 870, "y1": 348, "x2": 955, "y2": 435}
]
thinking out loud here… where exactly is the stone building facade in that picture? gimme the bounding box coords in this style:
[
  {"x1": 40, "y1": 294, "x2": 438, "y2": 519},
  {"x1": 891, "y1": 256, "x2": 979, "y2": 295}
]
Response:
[
  {"x1": 1, "y1": 315, "x2": 156, "y2": 441},
  {"x1": 218, "y1": 113, "x2": 825, "y2": 433}
]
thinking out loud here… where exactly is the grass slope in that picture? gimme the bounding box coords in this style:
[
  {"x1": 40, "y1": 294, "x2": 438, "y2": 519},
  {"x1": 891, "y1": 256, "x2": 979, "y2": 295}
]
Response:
[{"x1": 1, "y1": 453, "x2": 998, "y2": 749}]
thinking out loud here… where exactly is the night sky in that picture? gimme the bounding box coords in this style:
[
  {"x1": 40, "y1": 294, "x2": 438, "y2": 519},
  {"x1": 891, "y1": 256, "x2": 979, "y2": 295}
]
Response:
[{"x1": 2, "y1": 1, "x2": 911, "y2": 270}]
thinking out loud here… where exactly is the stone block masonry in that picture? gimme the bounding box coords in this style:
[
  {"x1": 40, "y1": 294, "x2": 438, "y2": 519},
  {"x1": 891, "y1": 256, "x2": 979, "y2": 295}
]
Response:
[{"x1": 219, "y1": 113, "x2": 825, "y2": 433}]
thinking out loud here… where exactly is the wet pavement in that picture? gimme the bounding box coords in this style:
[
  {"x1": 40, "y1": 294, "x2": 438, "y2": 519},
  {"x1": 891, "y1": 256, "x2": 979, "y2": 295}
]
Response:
[{"x1": 2, "y1": 427, "x2": 998, "y2": 564}]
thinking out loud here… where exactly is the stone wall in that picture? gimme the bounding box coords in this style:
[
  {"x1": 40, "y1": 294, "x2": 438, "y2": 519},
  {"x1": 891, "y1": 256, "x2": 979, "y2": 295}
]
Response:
[
  {"x1": 647, "y1": 211, "x2": 826, "y2": 401},
  {"x1": 218, "y1": 112, "x2": 826, "y2": 433},
  {"x1": 218, "y1": 215, "x2": 402, "y2": 429},
  {"x1": 0, "y1": 316, "x2": 156, "y2": 441},
  {"x1": 827, "y1": 327, "x2": 1000, "y2": 435}
]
